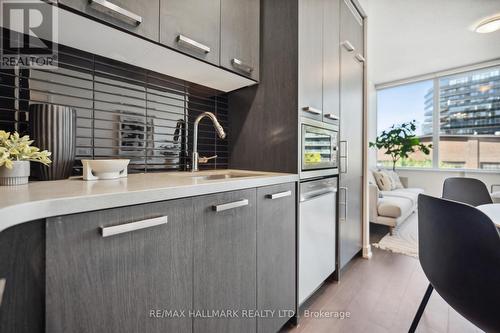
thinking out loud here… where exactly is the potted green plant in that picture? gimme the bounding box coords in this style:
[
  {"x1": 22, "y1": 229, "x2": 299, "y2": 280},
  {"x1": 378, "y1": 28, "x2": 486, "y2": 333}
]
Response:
[
  {"x1": 369, "y1": 120, "x2": 432, "y2": 171},
  {"x1": 0, "y1": 131, "x2": 52, "y2": 186}
]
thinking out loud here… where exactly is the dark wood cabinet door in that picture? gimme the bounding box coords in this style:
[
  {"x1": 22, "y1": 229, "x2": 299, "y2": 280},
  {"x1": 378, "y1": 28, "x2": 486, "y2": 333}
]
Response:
[
  {"x1": 298, "y1": 0, "x2": 324, "y2": 121},
  {"x1": 220, "y1": 0, "x2": 260, "y2": 81},
  {"x1": 46, "y1": 198, "x2": 194, "y2": 333},
  {"x1": 159, "y1": 0, "x2": 220, "y2": 65},
  {"x1": 257, "y1": 183, "x2": 296, "y2": 333},
  {"x1": 339, "y1": 0, "x2": 364, "y2": 269},
  {"x1": 322, "y1": 0, "x2": 341, "y2": 124},
  {"x1": 59, "y1": 0, "x2": 159, "y2": 41},
  {"x1": 193, "y1": 189, "x2": 257, "y2": 333}
]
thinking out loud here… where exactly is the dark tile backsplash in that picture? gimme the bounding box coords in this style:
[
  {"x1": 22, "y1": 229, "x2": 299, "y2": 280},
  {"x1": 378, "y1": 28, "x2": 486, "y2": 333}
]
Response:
[{"x1": 0, "y1": 30, "x2": 229, "y2": 174}]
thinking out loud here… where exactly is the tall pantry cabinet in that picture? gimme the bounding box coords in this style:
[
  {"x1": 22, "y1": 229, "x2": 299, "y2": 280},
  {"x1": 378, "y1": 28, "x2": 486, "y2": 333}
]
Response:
[
  {"x1": 339, "y1": 0, "x2": 365, "y2": 269},
  {"x1": 228, "y1": 0, "x2": 366, "y2": 276}
]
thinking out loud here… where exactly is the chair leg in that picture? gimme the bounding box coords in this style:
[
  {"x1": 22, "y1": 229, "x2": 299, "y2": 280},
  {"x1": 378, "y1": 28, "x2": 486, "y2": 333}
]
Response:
[{"x1": 409, "y1": 284, "x2": 433, "y2": 333}]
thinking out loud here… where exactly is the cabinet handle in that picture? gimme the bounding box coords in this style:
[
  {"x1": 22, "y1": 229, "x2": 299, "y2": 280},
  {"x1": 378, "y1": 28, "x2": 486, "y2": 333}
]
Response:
[
  {"x1": 302, "y1": 106, "x2": 322, "y2": 115},
  {"x1": 324, "y1": 113, "x2": 339, "y2": 120},
  {"x1": 100, "y1": 216, "x2": 168, "y2": 237},
  {"x1": 340, "y1": 140, "x2": 348, "y2": 174},
  {"x1": 355, "y1": 54, "x2": 365, "y2": 63},
  {"x1": 342, "y1": 40, "x2": 355, "y2": 52},
  {"x1": 177, "y1": 35, "x2": 211, "y2": 54},
  {"x1": 266, "y1": 190, "x2": 292, "y2": 200},
  {"x1": 339, "y1": 187, "x2": 348, "y2": 221},
  {"x1": 89, "y1": 0, "x2": 143, "y2": 26},
  {"x1": 231, "y1": 58, "x2": 254, "y2": 74},
  {"x1": 213, "y1": 199, "x2": 249, "y2": 212},
  {"x1": 300, "y1": 189, "x2": 336, "y2": 202}
]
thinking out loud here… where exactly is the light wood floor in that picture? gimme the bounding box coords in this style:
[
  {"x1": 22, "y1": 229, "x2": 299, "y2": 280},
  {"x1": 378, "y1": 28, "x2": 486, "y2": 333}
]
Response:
[{"x1": 284, "y1": 246, "x2": 482, "y2": 333}]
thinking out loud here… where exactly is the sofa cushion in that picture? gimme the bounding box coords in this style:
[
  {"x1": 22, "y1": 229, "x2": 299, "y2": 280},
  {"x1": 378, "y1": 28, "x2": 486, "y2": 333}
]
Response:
[
  {"x1": 373, "y1": 171, "x2": 393, "y2": 191},
  {"x1": 400, "y1": 187, "x2": 424, "y2": 195},
  {"x1": 378, "y1": 196, "x2": 414, "y2": 218},
  {"x1": 385, "y1": 170, "x2": 404, "y2": 189},
  {"x1": 381, "y1": 188, "x2": 423, "y2": 207}
]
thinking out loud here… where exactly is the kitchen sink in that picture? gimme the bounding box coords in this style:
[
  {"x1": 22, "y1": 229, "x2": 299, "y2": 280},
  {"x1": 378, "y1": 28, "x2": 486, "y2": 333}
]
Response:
[{"x1": 191, "y1": 172, "x2": 265, "y2": 181}]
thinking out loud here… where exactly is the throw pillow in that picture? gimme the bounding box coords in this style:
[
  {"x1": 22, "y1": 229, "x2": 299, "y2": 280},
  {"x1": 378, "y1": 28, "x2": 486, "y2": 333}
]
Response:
[
  {"x1": 385, "y1": 170, "x2": 404, "y2": 189},
  {"x1": 373, "y1": 171, "x2": 393, "y2": 191}
]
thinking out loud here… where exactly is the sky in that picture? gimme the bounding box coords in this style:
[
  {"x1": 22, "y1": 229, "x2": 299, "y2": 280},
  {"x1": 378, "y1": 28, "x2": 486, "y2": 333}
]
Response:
[{"x1": 377, "y1": 80, "x2": 433, "y2": 136}]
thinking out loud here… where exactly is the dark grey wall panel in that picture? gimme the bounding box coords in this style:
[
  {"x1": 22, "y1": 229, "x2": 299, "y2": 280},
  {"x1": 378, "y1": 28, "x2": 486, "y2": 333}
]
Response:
[{"x1": 0, "y1": 29, "x2": 229, "y2": 174}]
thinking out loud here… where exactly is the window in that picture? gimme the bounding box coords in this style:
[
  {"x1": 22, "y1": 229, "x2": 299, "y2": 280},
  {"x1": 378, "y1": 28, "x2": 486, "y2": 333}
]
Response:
[
  {"x1": 376, "y1": 80, "x2": 433, "y2": 168},
  {"x1": 376, "y1": 65, "x2": 500, "y2": 171}
]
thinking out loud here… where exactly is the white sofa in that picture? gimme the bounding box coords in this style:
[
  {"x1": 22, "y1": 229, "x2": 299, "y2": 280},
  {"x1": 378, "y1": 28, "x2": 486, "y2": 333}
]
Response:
[{"x1": 369, "y1": 170, "x2": 424, "y2": 234}]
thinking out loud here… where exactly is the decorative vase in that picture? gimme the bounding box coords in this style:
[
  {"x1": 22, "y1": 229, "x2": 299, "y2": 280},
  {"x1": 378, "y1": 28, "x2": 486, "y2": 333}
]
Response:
[
  {"x1": 0, "y1": 161, "x2": 30, "y2": 186},
  {"x1": 29, "y1": 104, "x2": 76, "y2": 180}
]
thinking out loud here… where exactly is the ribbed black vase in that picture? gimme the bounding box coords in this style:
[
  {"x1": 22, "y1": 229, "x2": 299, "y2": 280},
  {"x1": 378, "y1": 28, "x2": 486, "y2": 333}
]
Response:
[{"x1": 29, "y1": 104, "x2": 76, "y2": 180}]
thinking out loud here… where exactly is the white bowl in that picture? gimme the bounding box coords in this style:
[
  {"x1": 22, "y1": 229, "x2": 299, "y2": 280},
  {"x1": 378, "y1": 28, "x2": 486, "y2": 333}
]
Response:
[{"x1": 82, "y1": 159, "x2": 130, "y2": 180}]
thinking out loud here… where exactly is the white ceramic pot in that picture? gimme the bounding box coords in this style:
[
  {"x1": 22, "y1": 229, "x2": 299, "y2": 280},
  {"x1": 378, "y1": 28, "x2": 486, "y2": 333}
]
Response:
[{"x1": 0, "y1": 160, "x2": 30, "y2": 186}]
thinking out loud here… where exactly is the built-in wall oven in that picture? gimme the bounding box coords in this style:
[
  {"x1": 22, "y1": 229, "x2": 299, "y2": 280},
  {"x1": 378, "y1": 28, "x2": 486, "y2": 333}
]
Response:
[{"x1": 300, "y1": 118, "x2": 339, "y2": 179}]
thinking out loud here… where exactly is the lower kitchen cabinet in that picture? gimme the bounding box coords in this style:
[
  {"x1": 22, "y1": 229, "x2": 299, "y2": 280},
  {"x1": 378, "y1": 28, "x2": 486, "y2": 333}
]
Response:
[
  {"x1": 43, "y1": 184, "x2": 296, "y2": 333},
  {"x1": 46, "y1": 198, "x2": 194, "y2": 333},
  {"x1": 257, "y1": 183, "x2": 296, "y2": 333},
  {"x1": 193, "y1": 188, "x2": 257, "y2": 333}
]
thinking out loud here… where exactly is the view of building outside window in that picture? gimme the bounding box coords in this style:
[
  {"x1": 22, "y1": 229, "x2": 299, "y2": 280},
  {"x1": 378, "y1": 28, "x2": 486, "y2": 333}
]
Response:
[
  {"x1": 377, "y1": 80, "x2": 433, "y2": 168},
  {"x1": 376, "y1": 65, "x2": 500, "y2": 171}
]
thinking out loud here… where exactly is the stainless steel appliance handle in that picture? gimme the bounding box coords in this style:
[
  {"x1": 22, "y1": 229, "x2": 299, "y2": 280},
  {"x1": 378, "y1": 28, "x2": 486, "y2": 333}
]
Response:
[
  {"x1": 340, "y1": 140, "x2": 348, "y2": 174},
  {"x1": 100, "y1": 216, "x2": 168, "y2": 237},
  {"x1": 89, "y1": 0, "x2": 143, "y2": 25},
  {"x1": 300, "y1": 189, "x2": 337, "y2": 202},
  {"x1": 355, "y1": 54, "x2": 366, "y2": 63},
  {"x1": 342, "y1": 40, "x2": 355, "y2": 52},
  {"x1": 231, "y1": 58, "x2": 254, "y2": 73},
  {"x1": 302, "y1": 106, "x2": 322, "y2": 115},
  {"x1": 213, "y1": 199, "x2": 249, "y2": 212},
  {"x1": 339, "y1": 187, "x2": 348, "y2": 221},
  {"x1": 177, "y1": 35, "x2": 211, "y2": 54},
  {"x1": 267, "y1": 190, "x2": 292, "y2": 200},
  {"x1": 324, "y1": 113, "x2": 339, "y2": 120}
]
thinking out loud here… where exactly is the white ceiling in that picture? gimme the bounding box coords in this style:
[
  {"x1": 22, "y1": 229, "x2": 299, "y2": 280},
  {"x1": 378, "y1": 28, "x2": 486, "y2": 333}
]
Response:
[{"x1": 359, "y1": 0, "x2": 500, "y2": 85}]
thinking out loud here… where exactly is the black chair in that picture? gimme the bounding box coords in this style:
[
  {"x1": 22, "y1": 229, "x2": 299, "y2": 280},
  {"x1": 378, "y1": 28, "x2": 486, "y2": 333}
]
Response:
[
  {"x1": 442, "y1": 177, "x2": 493, "y2": 207},
  {"x1": 410, "y1": 194, "x2": 500, "y2": 333}
]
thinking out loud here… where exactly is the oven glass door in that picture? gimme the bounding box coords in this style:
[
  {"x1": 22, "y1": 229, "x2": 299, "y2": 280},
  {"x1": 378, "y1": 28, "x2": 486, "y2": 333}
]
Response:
[{"x1": 302, "y1": 124, "x2": 338, "y2": 170}]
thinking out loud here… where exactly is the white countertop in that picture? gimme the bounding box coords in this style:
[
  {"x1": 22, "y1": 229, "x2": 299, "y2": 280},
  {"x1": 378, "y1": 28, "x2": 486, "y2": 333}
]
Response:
[{"x1": 0, "y1": 169, "x2": 298, "y2": 232}]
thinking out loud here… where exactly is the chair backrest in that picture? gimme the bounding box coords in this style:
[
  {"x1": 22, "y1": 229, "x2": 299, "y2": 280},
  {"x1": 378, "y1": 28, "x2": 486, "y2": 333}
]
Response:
[
  {"x1": 442, "y1": 177, "x2": 492, "y2": 206},
  {"x1": 418, "y1": 194, "x2": 500, "y2": 332}
]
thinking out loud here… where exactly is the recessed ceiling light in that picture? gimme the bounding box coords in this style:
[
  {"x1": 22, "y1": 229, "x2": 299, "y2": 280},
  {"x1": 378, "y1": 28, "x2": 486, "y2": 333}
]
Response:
[{"x1": 475, "y1": 16, "x2": 500, "y2": 33}]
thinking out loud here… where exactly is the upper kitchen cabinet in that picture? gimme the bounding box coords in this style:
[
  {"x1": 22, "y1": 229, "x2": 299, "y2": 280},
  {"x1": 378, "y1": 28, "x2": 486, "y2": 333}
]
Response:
[
  {"x1": 160, "y1": 0, "x2": 220, "y2": 65},
  {"x1": 220, "y1": 0, "x2": 260, "y2": 81},
  {"x1": 298, "y1": 0, "x2": 342, "y2": 124},
  {"x1": 322, "y1": 0, "x2": 341, "y2": 124},
  {"x1": 339, "y1": 0, "x2": 364, "y2": 62},
  {"x1": 298, "y1": 0, "x2": 324, "y2": 122},
  {"x1": 59, "y1": 0, "x2": 159, "y2": 41}
]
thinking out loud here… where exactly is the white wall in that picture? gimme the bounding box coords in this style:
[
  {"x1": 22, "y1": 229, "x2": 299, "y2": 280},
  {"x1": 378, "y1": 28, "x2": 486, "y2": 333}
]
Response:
[{"x1": 397, "y1": 169, "x2": 500, "y2": 197}]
